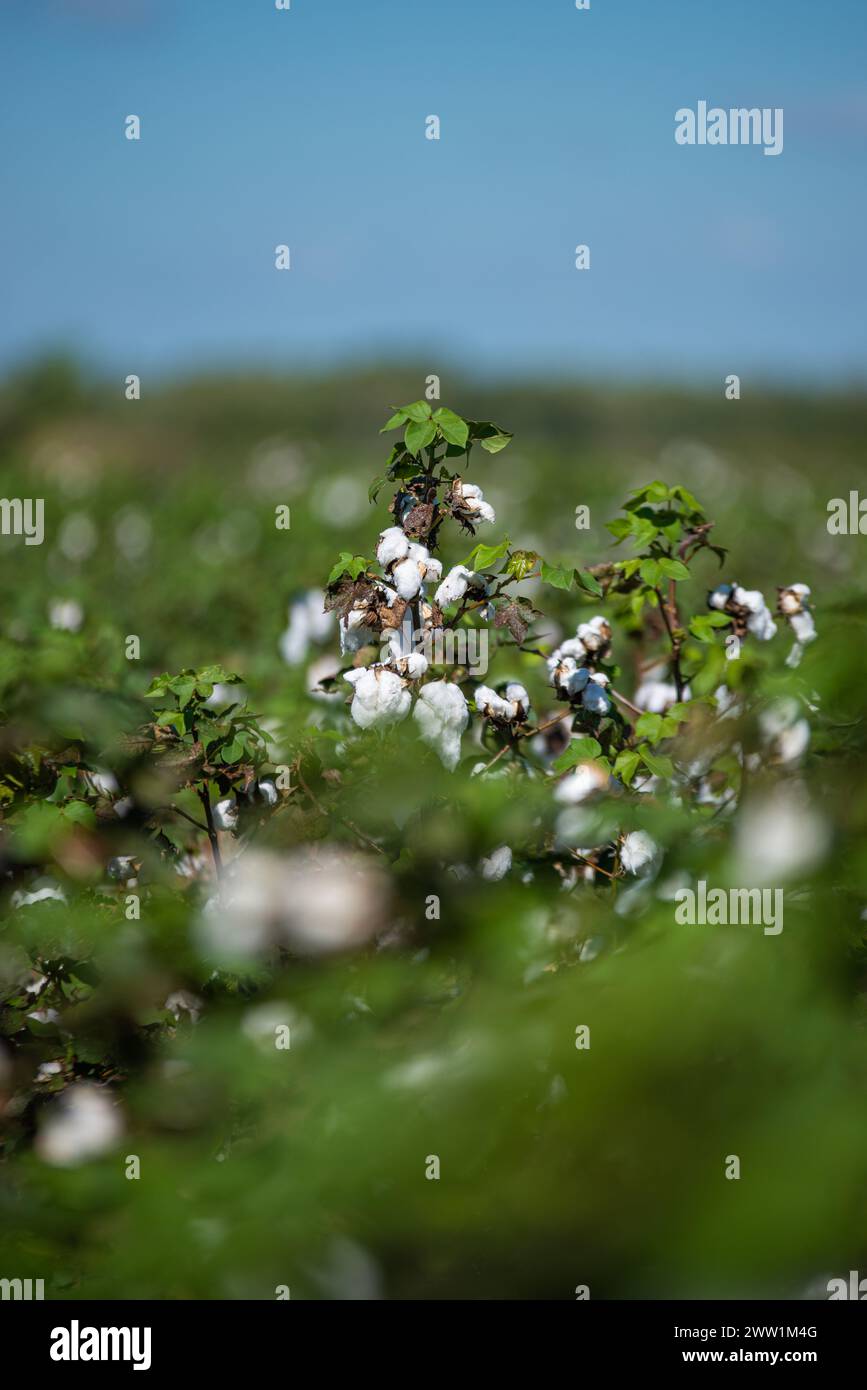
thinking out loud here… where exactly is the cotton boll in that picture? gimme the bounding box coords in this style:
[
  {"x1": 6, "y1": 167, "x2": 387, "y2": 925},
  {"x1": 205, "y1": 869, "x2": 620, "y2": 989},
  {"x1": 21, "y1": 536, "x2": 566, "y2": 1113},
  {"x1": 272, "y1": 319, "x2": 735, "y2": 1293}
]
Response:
[
  {"x1": 451, "y1": 479, "x2": 496, "y2": 526},
  {"x1": 402, "y1": 652, "x2": 429, "y2": 679},
  {"x1": 339, "y1": 603, "x2": 377, "y2": 655},
  {"x1": 11, "y1": 878, "x2": 67, "y2": 908},
  {"x1": 344, "y1": 666, "x2": 411, "y2": 730},
  {"x1": 376, "y1": 526, "x2": 410, "y2": 567},
  {"x1": 708, "y1": 583, "x2": 734, "y2": 611},
  {"x1": 393, "y1": 557, "x2": 423, "y2": 600},
  {"x1": 435, "y1": 565, "x2": 473, "y2": 605},
  {"x1": 577, "y1": 616, "x2": 612, "y2": 657},
  {"x1": 280, "y1": 590, "x2": 333, "y2": 665},
  {"x1": 634, "y1": 680, "x2": 680, "y2": 714},
  {"x1": 582, "y1": 672, "x2": 611, "y2": 715},
  {"x1": 734, "y1": 785, "x2": 829, "y2": 884},
  {"x1": 255, "y1": 779, "x2": 279, "y2": 806},
  {"x1": 107, "y1": 856, "x2": 138, "y2": 882},
  {"x1": 554, "y1": 762, "x2": 609, "y2": 804},
  {"x1": 480, "y1": 845, "x2": 512, "y2": 881},
  {"x1": 789, "y1": 609, "x2": 816, "y2": 644},
  {"x1": 306, "y1": 654, "x2": 343, "y2": 702},
  {"x1": 213, "y1": 798, "x2": 239, "y2": 832},
  {"x1": 83, "y1": 767, "x2": 119, "y2": 798},
  {"x1": 197, "y1": 847, "x2": 389, "y2": 959},
  {"x1": 747, "y1": 605, "x2": 777, "y2": 641},
  {"x1": 620, "y1": 830, "x2": 659, "y2": 875},
  {"x1": 36, "y1": 1083, "x2": 122, "y2": 1167},
  {"x1": 504, "y1": 683, "x2": 530, "y2": 720},
  {"x1": 413, "y1": 680, "x2": 469, "y2": 771},
  {"x1": 49, "y1": 598, "x2": 84, "y2": 632},
  {"x1": 164, "y1": 990, "x2": 203, "y2": 1023}
]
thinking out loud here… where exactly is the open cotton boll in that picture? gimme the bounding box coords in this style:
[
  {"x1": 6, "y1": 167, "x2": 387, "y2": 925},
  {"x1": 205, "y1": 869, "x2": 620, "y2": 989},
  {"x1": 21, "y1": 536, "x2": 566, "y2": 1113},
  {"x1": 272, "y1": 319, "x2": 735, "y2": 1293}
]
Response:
[
  {"x1": 339, "y1": 603, "x2": 377, "y2": 655},
  {"x1": 576, "y1": 616, "x2": 612, "y2": 656},
  {"x1": 36, "y1": 1083, "x2": 122, "y2": 1167},
  {"x1": 554, "y1": 761, "x2": 609, "y2": 804},
  {"x1": 344, "y1": 666, "x2": 411, "y2": 730},
  {"x1": 452, "y1": 479, "x2": 496, "y2": 526},
  {"x1": 475, "y1": 684, "x2": 522, "y2": 721},
  {"x1": 393, "y1": 557, "x2": 423, "y2": 600},
  {"x1": 620, "y1": 830, "x2": 659, "y2": 875},
  {"x1": 11, "y1": 879, "x2": 67, "y2": 908},
  {"x1": 435, "y1": 565, "x2": 474, "y2": 606},
  {"x1": 634, "y1": 679, "x2": 680, "y2": 713},
  {"x1": 504, "y1": 683, "x2": 530, "y2": 720},
  {"x1": 479, "y1": 845, "x2": 512, "y2": 881},
  {"x1": 214, "y1": 798, "x2": 239, "y2": 832},
  {"x1": 49, "y1": 598, "x2": 84, "y2": 632},
  {"x1": 413, "y1": 680, "x2": 469, "y2": 770},
  {"x1": 280, "y1": 590, "x2": 332, "y2": 665},
  {"x1": 708, "y1": 583, "x2": 734, "y2": 611},
  {"x1": 734, "y1": 785, "x2": 829, "y2": 884},
  {"x1": 376, "y1": 526, "x2": 410, "y2": 567},
  {"x1": 733, "y1": 586, "x2": 777, "y2": 641}
]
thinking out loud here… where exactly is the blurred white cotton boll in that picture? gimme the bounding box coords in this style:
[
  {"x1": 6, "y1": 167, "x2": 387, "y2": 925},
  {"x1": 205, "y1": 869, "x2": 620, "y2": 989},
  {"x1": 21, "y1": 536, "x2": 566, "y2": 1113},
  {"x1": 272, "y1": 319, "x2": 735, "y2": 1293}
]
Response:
[
  {"x1": 280, "y1": 590, "x2": 333, "y2": 666},
  {"x1": 313, "y1": 475, "x2": 367, "y2": 526},
  {"x1": 554, "y1": 762, "x2": 609, "y2": 804},
  {"x1": 11, "y1": 879, "x2": 67, "y2": 908},
  {"x1": 205, "y1": 682, "x2": 247, "y2": 710},
  {"x1": 197, "y1": 848, "x2": 389, "y2": 959},
  {"x1": 735, "y1": 786, "x2": 829, "y2": 884},
  {"x1": 36, "y1": 1083, "x2": 122, "y2": 1167},
  {"x1": 58, "y1": 511, "x2": 97, "y2": 562},
  {"x1": 306, "y1": 653, "x2": 342, "y2": 702},
  {"x1": 413, "y1": 680, "x2": 469, "y2": 770},
  {"x1": 164, "y1": 990, "x2": 203, "y2": 1023},
  {"x1": 49, "y1": 598, "x2": 84, "y2": 632},
  {"x1": 480, "y1": 845, "x2": 512, "y2": 880},
  {"x1": 213, "y1": 798, "x2": 239, "y2": 832},
  {"x1": 241, "y1": 1001, "x2": 313, "y2": 1051},
  {"x1": 113, "y1": 506, "x2": 152, "y2": 561},
  {"x1": 620, "y1": 830, "x2": 659, "y2": 876}
]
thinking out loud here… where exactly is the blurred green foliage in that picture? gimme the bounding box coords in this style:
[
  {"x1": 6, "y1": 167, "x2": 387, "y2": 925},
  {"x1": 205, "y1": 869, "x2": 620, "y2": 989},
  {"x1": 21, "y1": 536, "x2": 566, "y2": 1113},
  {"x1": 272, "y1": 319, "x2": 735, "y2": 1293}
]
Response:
[{"x1": 1, "y1": 357, "x2": 866, "y2": 1300}]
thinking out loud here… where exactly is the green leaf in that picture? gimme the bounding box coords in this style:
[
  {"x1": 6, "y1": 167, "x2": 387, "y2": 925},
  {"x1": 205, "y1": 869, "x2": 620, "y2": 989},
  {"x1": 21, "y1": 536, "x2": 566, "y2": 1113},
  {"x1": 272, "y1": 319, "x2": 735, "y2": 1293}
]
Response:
[
  {"x1": 658, "y1": 558, "x2": 690, "y2": 581},
  {"x1": 541, "y1": 561, "x2": 573, "y2": 591},
  {"x1": 465, "y1": 536, "x2": 511, "y2": 570},
  {"x1": 575, "y1": 568, "x2": 603, "y2": 597},
  {"x1": 155, "y1": 709, "x2": 186, "y2": 734},
  {"x1": 327, "y1": 552, "x2": 368, "y2": 585},
  {"x1": 613, "y1": 749, "x2": 641, "y2": 786},
  {"x1": 639, "y1": 747, "x2": 674, "y2": 779},
  {"x1": 432, "y1": 407, "x2": 469, "y2": 449},
  {"x1": 634, "y1": 712, "x2": 663, "y2": 742},
  {"x1": 505, "y1": 549, "x2": 539, "y2": 580},
  {"x1": 673, "y1": 484, "x2": 703, "y2": 513},
  {"x1": 380, "y1": 410, "x2": 408, "y2": 432},
  {"x1": 368, "y1": 472, "x2": 389, "y2": 503},
  {"x1": 552, "y1": 737, "x2": 603, "y2": 773},
  {"x1": 639, "y1": 558, "x2": 662, "y2": 587},
  {"x1": 468, "y1": 420, "x2": 513, "y2": 454},
  {"x1": 405, "y1": 418, "x2": 437, "y2": 455},
  {"x1": 399, "y1": 400, "x2": 432, "y2": 423},
  {"x1": 221, "y1": 737, "x2": 245, "y2": 764},
  {"x1": 689, "y1": 613, "x2": 730, "y2": 643}
]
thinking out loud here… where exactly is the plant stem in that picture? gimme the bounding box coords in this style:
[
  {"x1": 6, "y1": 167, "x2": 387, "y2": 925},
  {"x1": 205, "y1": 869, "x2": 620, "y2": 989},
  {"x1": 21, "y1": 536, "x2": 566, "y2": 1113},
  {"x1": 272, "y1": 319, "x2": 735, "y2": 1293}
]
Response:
[
  {"x1": 655, "y1": 583, "x2": 685, "y2": 702},
  {"x1": 197, "y1": 785, "x2": 224, "y2": 881}
]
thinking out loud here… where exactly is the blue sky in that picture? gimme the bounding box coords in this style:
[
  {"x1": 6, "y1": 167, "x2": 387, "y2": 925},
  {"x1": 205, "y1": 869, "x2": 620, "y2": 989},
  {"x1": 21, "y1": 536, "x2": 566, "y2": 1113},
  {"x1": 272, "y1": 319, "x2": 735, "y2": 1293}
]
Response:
[{"x1": 2, "y1": 0, "x2": 866, "y2": 383}]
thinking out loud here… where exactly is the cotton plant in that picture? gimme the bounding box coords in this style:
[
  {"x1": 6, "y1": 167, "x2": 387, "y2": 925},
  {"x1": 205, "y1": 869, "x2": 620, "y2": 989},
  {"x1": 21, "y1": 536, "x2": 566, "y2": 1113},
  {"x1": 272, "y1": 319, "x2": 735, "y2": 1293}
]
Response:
[{"x1": 316, "y1": 430, "x2": 823, "y2": 889}]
